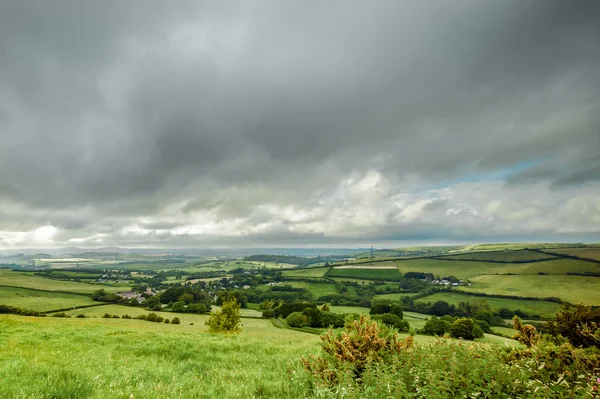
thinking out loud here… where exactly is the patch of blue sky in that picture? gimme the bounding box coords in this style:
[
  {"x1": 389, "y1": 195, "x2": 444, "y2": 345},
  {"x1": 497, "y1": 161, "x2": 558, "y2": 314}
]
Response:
[{"x1": 416, "y1": 159, "x2": 542, "y2": 193}]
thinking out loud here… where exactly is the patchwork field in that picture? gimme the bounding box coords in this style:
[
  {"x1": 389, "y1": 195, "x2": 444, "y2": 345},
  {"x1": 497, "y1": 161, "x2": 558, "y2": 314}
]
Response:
[
  {"x1": 373, "y1": 292, "x2": 419, "y2": 301},
  {"x1": 285, "y1": 281, "x2": 339, "y2": 298},
  {"x1": 492, "y1": 258, "x2": 600, "y2": 275},
  {"x1": 0, "y1": 287, "x2": 97, "y2": 312},
  {"x1": 461, "y1": 275, "x2": 600, "y2": 305},
  {"x1": 0, "y1": 270, "x2": 125, "y2": 293},
  {"x1": 414, "y1": 292, "x2": 561, "y2": 319},
  {"x1": 435, "y1": 250, "x2": 558, "y2": 262},
  {"x1": 543, "y1": 247, "x2": 600, "y2": 261},
  {"x1": 327, "y1": 267, "x2": 402, "y2": 281},
  {"x1": 281, "y1": 267, "x2": 330, "y2": 278}
]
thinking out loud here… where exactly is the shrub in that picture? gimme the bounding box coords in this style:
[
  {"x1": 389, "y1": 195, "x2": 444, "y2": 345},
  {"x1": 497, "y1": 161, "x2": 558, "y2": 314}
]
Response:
[
  {"x1": 319, "y1": 311, "x2": 345, "y2": 328},
  {"x1": 369, "y1": 299, "x2": 403, "y2": 319},
  {"x1": 261, "y1": 309, "x2": 275, "y2": 319},
  {"x1": 373, "y1": 313, "x2": 410, "y2": 332},
  {"x1": 286, "y1": 312, "x2": 308, "y2": 328},
  {"x1": 122, "y1": 314, "x2": 131, "y2": 319},
  {"x1": 512, "y1": 316, "x2": 540, "y2": 347},
  {"x1": 421, "y1": 316, "x2": 452, "y2": 336},
  {"x1": 171, "y1": 317, "x2": 180, "y2": 324},
  {"x1": 102, "y1": 313, "x2": 112, "y2": 319},
  {"x1": 112, "y1": 315, "x2": 120, "y2": 319},
  {"x1": 172, "y1": 301, "x2": 186, "y2": 313},
  {"x1": 205, "y1": 298, "x2": 241, "y2": 333},
  {"x1": 185, "y1": 303, "x2": 207, "y2": 314},
  {"x1": 52, "y1": 312, "x2": 69, "y2": 318},
  {"x1": 164, "y1": 319, "x2": 170, "y2": 324},
  {"x1": 301, "y1": 315, "x2": 413, "y2": 384},
  {"x1": 548, "y1": 304, "x2": 600, "y2": 348},
  {"x1": 76, "y1": 314, "x2": 86, "y2": 318},
  {"x1": 450, "y1": 318, "x2": 484, "y2": 340}
]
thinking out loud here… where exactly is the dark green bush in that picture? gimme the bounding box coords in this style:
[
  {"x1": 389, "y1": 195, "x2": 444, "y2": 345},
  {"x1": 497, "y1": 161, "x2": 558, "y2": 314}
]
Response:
[
  {"x1": 450, "y1": 318, "x2": 484, "y2": 340},
  {"x1": 286, "y1": 312, "x2": 308, "y2": 328}
]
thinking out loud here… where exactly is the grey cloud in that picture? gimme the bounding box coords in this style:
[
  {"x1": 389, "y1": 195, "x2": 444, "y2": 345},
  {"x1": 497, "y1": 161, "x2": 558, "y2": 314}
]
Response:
[{"x1": 0, "y1": 0, "x2": 599, "y2": 247}]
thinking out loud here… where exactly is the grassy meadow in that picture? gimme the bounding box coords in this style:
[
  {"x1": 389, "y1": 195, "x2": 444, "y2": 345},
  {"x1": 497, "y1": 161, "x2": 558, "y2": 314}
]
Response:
[
  {"x1": 435, "y1": 250, "x2": 558, "y2": 262},
  {"x1": 281, "y1": 267, "x2": 330, "y2": 278},
  {"x1": 542, "y1": 247, "x2": 600, "y2": 261},
  {"x1": 0, "y1": 287, "x2": 97, "y2": 312},
  {"x1": 0, "y1": 270, "x2": 125, "y2": 293},
  {"x1": 461, "y1": 275, "x2": 600, "y2": 305},
  {"x1": 0, "y1": 315, "x2": 319, "y2": 399},
  {"x1": 327, "y1": 267, "x2": 402, "y2": 280},
  {"x1": 414, "y1": 292, "x2": 561, "y2": 319}
]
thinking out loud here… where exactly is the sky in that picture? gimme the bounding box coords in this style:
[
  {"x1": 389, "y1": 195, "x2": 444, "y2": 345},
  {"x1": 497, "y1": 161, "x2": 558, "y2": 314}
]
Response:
[{"x1": 0, "y1": 0, "x2": 599, "y2": 249}]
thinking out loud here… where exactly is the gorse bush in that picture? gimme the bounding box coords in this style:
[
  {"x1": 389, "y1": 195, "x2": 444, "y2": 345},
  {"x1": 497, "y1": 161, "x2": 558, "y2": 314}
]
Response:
[
  {"x1": 300, "y1": 315, "x2": 600, "y2": 398},
  {"x1": 301, "y1": 315, "x2": 414, "y2": 384}
]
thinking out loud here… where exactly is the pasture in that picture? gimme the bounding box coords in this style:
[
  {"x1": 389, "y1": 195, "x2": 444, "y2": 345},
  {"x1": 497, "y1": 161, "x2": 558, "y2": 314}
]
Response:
[
  {"x1": 285, "y1": 281, "x2": 339, "y2": 299},
  {"x1": 0, "y1": 315, "x2": 319, "y2": 399},
  {"x1": 414, "y1": 292, "x2": 561, "y2": 319},
  {"x1": 461, "y1": 275, "x2": 600, "y2": 305},
  {"x1": 543, "y1": 247, "x2": 600, "y2": 261},
  {"x1": 435, "y1": 250, "x2": 557, "y2": 262},
  {"x1": 0, "y1": 287, "x2": 97, "y2": 312},
  {"x1": 373, "y1": 292, "x2": 418, "y2": 301},
  {"x1": 327, "y1": 267, "x2": 402, "y2": 281},
  {"x1": 0, "y1": 270, "x2": 125, "y2": 294},
  {"x1": 394, "y1": 258, "x2": 504, "y2": 279},
  {"x1": 492, "y1": 258, "x2": 600, "y2": 275},
  {"x1": 281, "y1": 267, "x2": 330, "y2": 278}
]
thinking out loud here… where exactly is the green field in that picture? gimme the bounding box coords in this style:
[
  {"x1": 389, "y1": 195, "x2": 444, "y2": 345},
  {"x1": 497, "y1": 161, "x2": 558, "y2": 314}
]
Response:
[
  {"x1": 0, "y1": 315, "x2": 318, "y2": 398},
  {"x1": 414, "y1": 292, "x2": 561, "y2": 319},
  {"x1": 373, "y1": 292, "x2": 418, "y2": 301},
  {"x1": 56, "y1": 304, "x2": 263, "y2": 323},
  {"x1": 435, "y1": 250, "x2": 557, "y2": 262},
  {"x1": 281, "y1": 267, "x2": 330, "y2": 278},
  {"x1": 492, "y1": 258, "x2": 600, "y2": 275},
  {"x1": 543, "y1": 247, "x2": 600, "y2": 261},
  {"x1": 286, "y1": 281, "x2": 339, "y2": 298},
  {"x1": 327, "y1": 267, "x2": 402, "y2": 281},
  {"x1": 0, "y1": 287, "x2": 97, "y2": 312},
  {"x1": 0, "y1": 270, "x2": 125, "y2": 293},
  {"x1": 395, "y1": 258, "x2": 503, "y2": 279},
  {"x1": 461, "y1": 275, "x2": 600, "y2": 305}
]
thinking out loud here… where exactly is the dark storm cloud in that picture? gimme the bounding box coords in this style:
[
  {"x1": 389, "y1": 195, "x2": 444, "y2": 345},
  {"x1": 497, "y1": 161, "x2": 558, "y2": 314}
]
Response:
[{"x1": 0, "y1": 0, "x2": 599, "y2": 247}]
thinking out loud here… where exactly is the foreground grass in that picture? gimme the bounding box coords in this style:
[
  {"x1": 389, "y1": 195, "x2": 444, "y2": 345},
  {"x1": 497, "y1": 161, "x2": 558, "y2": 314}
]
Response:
[
  {"x1": 0, "y1": 315, "x2": 319, "y2": 399},
  {"x1": 0, "y1": 286, "x2": 97, "y2": 312}
]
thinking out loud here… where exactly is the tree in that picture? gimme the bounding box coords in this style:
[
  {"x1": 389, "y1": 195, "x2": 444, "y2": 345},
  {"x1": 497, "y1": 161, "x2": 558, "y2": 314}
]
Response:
[
  {"x1": 172, "y1": 301, "x2": 186, "y2": 313},
  {"x1": 286, "y1": 312, "x2": 308, "y2": 328},
  {"x1": 178, "y1": 293, "x2": 194, "y2": 305},
  {"x1": 450, "y1": 318, "x2": 484, "y2": 340},
  {"x1": 145, "y1": 296, "x2": 161, "y2": 310},
  {"x1": 171, "y1": 317, "x2": 181, "y2": 325},
  {"x1": 370, "y1": 299, "x2": 403, "y2": 319},
  {"x1": 186, "y1": 303, "x2": 207, "y2": 314},
  {"x1": 422, "y1": 316, "x2": 452, "y2": 336},
  {"x1": 373, "y1": 313, "x2": 410, "y2": 332},
  {"x1": 205, "y1": 298, "x2": 241, "y2": 333},
  {"x1": 430, "y1": 300, "x2": 455, "y2": 316}
]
